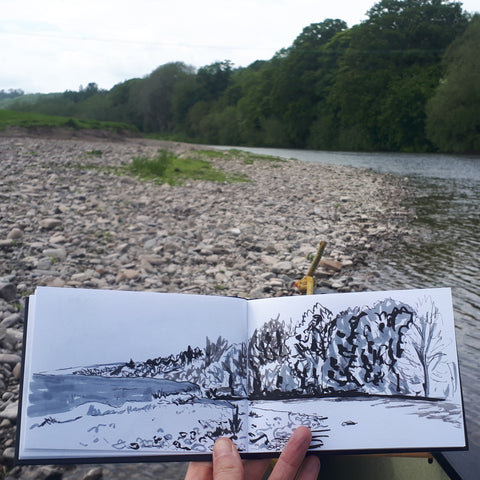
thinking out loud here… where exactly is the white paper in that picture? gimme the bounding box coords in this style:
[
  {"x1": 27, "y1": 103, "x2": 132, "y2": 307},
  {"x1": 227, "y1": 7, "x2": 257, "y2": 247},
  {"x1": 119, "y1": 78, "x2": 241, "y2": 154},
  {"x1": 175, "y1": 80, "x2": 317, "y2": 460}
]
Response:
[{"x1": 18, "y1": 287, "x2": 466, "y2": 461}]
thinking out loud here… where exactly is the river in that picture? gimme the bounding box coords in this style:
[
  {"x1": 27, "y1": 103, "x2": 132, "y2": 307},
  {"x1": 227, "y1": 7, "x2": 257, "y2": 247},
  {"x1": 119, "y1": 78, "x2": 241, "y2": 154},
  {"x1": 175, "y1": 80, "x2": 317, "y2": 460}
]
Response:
[{"x1": 227, "y1": 146, "x2": 480, "y2": 477}]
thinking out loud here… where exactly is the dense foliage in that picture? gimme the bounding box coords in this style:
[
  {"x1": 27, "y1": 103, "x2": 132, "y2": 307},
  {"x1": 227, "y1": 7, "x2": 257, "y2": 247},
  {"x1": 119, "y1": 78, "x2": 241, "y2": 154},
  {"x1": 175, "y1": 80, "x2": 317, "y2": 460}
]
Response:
[
  {"x1": 3, "y1": 1, "x2": 478, "y2": 153},
  {"x1": 426, "y1": 14, "x2": 480, "y2": 152},
  {"x1": 0, "y1": 88, "x2": 24, "y2": 100}
]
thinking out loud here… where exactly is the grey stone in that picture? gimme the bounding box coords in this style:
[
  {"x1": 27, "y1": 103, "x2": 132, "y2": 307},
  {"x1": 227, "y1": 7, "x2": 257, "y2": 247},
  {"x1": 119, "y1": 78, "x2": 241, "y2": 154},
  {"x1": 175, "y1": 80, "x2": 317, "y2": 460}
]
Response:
[
  {"x1": 1, "y1": 446, "x2": 15, "y2": 460},
  {"x1": 49, "y1": 233, "x2": 67, "y2": 244},
  {"x1": 12, "y1": 362, "x2": 22, "y2": 379},
  {"x1": 82, "y1": 467, "x2": 103, "y2": 480},
  {"x1": 6, "y1": 227, "x2": 23, "y2": 240},
  {"x1": 144, "y1": 238, "x2": 157, "y2": 249},
  {"x1": 36, "y1": 258, "x2": 52, "y2": 270},
  {"x1": 0, "y1": 402, "x2": 18, "y2": 421},
  {"x1": 0, "y1": 313, "x2": 22, "y2": 327},
  {"x1": 43, "y1": 247, "x2": 67, "y2": 260},
  {"x1": 271, "y1": 261, "x2": 293, "y2": 274},
  {"x1": 0, "y1": 283, "x2": 16, "y2": 302},
  {"x1": 249, "y1": 286, "x2": 266, "y2": 298},
  {"x1": 0, "y1": 353, "x2": 22, "y2": 364},
  {"x1": 39, "y1": 218, "x2": 63, "y2": 230},
  {"x1": 6, "y1": 328, "x2": 23, "y2": 343},
  {"x1": 0, "y1": 239, "x2": 13, "y2": 249}
]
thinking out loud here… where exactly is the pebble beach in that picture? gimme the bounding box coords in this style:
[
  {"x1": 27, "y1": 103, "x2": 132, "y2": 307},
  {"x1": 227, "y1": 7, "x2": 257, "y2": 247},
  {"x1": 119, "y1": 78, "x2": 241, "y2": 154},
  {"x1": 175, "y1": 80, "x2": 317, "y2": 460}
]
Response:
[{"x1": 0, "y1": 133, "x2": 414, "y2": 479}]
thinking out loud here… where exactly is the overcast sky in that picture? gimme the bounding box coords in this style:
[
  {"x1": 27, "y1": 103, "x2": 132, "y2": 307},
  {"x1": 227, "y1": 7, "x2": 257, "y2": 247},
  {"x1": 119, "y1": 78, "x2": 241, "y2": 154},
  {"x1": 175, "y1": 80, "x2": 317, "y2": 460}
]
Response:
[{"x1": 1, "y1": 0, "x2": 479, "y2": 94}]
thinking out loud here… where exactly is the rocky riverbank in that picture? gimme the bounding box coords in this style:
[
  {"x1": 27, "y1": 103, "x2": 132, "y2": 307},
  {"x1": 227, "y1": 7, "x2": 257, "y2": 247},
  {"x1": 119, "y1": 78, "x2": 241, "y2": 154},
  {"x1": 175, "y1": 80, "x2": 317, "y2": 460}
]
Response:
[{"x1": 0, "y1": 134, "x2": 414, "y2": 479}]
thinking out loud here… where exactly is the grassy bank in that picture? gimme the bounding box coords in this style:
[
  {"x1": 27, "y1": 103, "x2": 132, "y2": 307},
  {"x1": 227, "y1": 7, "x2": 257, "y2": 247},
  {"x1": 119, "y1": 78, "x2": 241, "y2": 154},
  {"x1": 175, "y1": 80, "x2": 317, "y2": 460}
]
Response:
[
  {"x1": 125, "y1": 150, "x2": 250, "y2": 185},
  {"x1": 0, "y1": 109, "x2": 138, "y2": 134}
]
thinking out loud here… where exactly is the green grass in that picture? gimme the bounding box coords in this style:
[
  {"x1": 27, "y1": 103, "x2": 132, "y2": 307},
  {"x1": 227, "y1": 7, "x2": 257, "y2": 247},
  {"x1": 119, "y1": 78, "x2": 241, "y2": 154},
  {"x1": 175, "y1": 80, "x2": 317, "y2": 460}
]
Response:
[
  {"x1": 0, "y1": 109, "x2": 138, "y2": 133},
  {"x1": 142, "y1": 131, "x2": 202, "y2": 143},
  {"x1": 193, "y1": 148, "x2": 287, "y2": 165},
  {"x1": 84, "y1": 150, "x2": 103, "y2": 157},
  {"x1": 125, "y1": 150, "x2": 249, "y2": 185}
]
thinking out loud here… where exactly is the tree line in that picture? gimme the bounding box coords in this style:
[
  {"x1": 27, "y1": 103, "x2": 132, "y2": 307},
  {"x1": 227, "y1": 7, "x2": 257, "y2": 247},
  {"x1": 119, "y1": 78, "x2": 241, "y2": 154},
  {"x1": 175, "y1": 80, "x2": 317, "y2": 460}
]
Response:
[
  {"x1": 5, "y1": 1, "x2": 479, "y2": 153},
  {"x1": 248, "y1": 296, "x2": 455, "y2": 400}
]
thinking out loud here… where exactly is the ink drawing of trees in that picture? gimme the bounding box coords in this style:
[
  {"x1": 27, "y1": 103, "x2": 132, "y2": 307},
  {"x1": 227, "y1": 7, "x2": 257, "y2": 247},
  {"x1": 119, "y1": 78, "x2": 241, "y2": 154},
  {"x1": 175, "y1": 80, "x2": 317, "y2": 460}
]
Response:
[{"x1": 286, "y1": 303, "x2": 335, "y2": 395}]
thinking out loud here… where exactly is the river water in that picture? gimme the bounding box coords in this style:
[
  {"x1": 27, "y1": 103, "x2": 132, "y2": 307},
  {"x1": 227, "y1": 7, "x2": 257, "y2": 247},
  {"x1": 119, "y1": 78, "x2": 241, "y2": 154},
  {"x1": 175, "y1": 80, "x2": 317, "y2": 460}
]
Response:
[{"x1": 231, "y1": 146, "x2": 480, "y2": 454}]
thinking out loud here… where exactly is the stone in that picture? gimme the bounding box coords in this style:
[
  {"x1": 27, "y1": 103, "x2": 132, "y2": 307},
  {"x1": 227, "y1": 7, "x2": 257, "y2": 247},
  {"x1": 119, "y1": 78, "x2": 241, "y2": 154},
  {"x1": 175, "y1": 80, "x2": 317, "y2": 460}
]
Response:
[
  {"x1": 45, "y1": 277, "x2": 66, "y2": 287},
  {"x1": 1, "y1": 446, "x2": 15, "y2": 460},
  {"x1": 43, "y1": 247, "x2": 67, "y2": 260},
  {"x1": 0, "y1": 283, "x2": 16, "y2": 302},
  {"x1": 320, "y1": 258, "x2": 343, "y2": 272},
  {"x1": 39, "y1": 218, "x2": 62, "y2": 230},
  {"x1": 0, "y1": 353, "x2": 22, "y2": 364},
  {"x1": 12, "y1": 362, "x2": 22, "y2": 380},
  {"x1": 6, "y1": 227, "x2": 23, "y2": 240},
  {"x1": 116, "y1": 269, "x2": 140, "y2": 283},
  {"x1": 140, "y1": 254, "x2": 164, "y2": 265},
  {"x1": 49, "y1": 233, "x2": 67, "y2": 244},
  {"x1": 71, "y1": 270, "x2": 96, "y2": 282},
  {"x1": 36, "y1": 258, "x2": 52, "y2": 270},
  {"x1": 0, "y1": 402, "x2": 18, "y2": 421},
  {"x1": 249, "y1": 286, "x2": 266, "y2": 298},
  {"x1": 0, "y1": 239, "x2": 13, "y2": 249},
  {"x1": 82, "y1": 467, "x2": 103, "y2": 480},
  {"x1": 260, "y1": 256, "x2": 276, "y2": 266},
  {"x1": 0, "y1": 313, "x2": 22, "y2": 327},
  {"x1": 144, "y1": 238, "x2": 157, "y2": 249},
  {"x1": 21, "y1": 466, "x2": 63, "y2": 480},
  {"x1": 271, "y1": 261, "x2": 293, "y2": 274}
]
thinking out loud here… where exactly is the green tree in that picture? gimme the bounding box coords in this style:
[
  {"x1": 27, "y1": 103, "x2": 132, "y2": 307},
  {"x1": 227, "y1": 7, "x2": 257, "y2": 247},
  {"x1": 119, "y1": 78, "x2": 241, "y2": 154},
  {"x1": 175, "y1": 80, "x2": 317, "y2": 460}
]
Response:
[
  {"x1": 106, "y1": 78, "x2": 144, "y2": 128},
  {"x1": 306, "y1": 28, "x2": 353, "y2": 150},
  {"x1": 170, "y1": 73, "x2": 202, "y2": 134},
  {"x1": 196, "y1": 60, "x2": 233, "y2": 101},
  {"x1": 138, "y1": 62, "x2": 194, "y2": 132},
  {"x1": 329, "y1": 0, "x2": 468, "y2": 151},
  {"x1": 267, "y1": 20, "x2": 348, "y2": 147},
  {"x1": 426, "y1": 15, "x2": 480, "y2": 152}
]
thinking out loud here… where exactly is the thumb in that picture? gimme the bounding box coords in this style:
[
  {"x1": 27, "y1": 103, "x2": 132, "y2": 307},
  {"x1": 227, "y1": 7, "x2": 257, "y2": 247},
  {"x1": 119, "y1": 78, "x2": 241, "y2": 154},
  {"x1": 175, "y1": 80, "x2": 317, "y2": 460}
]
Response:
[{"x1": 213, "y1": 437, "x2": 244, "y2": 480}]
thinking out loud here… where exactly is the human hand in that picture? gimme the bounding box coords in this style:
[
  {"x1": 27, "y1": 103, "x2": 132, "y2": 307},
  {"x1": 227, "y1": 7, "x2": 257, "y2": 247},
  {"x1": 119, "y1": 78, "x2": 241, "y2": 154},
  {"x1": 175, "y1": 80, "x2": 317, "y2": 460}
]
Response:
[{"x1": 185, "y1": 426, "x2": 320, "y2": 480}]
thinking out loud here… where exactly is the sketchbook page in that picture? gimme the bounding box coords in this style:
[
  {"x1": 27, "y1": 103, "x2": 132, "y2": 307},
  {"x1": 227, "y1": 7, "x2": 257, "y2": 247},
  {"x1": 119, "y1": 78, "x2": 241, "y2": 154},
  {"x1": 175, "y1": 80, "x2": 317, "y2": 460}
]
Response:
[
  {"x1": 18, "y1": 287, "x2": 249, "y2": 461},
  {"x1": 246, "y1": 288, "x2": 466, "y2": 454}
]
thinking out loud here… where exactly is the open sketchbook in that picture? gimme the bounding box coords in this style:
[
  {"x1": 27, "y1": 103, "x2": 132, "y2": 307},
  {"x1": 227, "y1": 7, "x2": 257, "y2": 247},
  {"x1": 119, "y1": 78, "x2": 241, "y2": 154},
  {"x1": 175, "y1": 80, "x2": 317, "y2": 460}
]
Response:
[{"x1": 17, "y1": 287, "x2": 467, "y2": 463}]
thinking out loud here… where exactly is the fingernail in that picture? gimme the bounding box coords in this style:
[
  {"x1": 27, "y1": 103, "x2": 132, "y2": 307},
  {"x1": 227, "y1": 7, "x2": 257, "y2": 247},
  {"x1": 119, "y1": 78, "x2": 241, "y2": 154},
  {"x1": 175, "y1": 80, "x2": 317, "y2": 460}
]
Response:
[{"x1": 213, "y1": 437, "x2": 234, "y2": 458}]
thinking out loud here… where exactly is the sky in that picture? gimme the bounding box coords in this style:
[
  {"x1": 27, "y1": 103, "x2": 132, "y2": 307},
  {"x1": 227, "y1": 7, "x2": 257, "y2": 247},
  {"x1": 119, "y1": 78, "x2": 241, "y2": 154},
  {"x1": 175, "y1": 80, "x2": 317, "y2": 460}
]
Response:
[{"x1": 1, "y1": 0, "x2": 479, "y2": 94}]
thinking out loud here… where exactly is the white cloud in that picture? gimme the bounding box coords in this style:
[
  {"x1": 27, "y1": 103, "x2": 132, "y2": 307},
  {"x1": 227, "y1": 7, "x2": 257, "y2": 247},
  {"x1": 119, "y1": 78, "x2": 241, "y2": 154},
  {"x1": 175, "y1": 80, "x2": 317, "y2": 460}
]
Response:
[{"x1": 0, "y1": 0, "x2": 478, "y2": 93}]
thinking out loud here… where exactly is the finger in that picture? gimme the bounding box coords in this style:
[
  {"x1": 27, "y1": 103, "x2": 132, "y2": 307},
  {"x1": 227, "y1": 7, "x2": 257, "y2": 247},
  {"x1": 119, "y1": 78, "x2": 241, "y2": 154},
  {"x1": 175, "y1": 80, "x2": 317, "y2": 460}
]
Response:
[
  {"x1": 269, "y1": 426, "x2": 312, "y2": 480},
  {"x1": 213, "y1": 437, "x2": 244, "y2": 480},
  {"x1": 243, "y1": 458, "x2": 272, "y2": 479},
  {"x1": 184, "y1": 461, "x2": 213, "y2": 480},
  {"x1": 296, "y1": 456, "x2": 321, "y2": 480}
]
